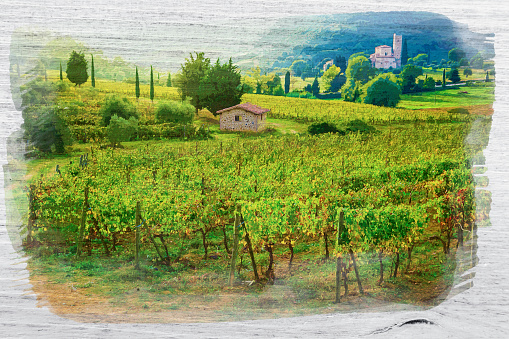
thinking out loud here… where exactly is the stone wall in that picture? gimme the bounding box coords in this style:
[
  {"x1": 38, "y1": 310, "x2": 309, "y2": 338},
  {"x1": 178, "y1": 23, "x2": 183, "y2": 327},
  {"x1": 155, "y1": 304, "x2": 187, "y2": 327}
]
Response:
[{"x1": 219, "y1": 108, "x2": 266, "y2": 132}]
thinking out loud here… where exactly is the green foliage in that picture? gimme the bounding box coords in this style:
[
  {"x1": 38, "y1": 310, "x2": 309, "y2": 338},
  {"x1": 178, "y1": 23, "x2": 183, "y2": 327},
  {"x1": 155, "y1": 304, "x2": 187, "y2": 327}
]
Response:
[
  {"x1": 175, "y1": 52, "x2": 211, "y2": 110},
  {"x1": 448, "y1": 48, "x2": 466, "y2": 62},
  {"x1": 91, "y1": 54, "x2": 95, "y2": 88},
  {"x1": 59, "y1": 62, "x2": 63, "y2": 81},
  {"x1": 329, "y1": 73, "x2": 347, "y2": 92},
  {"x1": 423, "y1": 77, "x2": 436, "y2": 90},
  {"x1": 448, "y1": 69, "x2": 461, "y2": 83},
  {"x1": 407, "y1": 54, "x2": 428, "y2": 66},
  {"x1": 25, "y1": 105, "x2": 71, "y2": 153},
  {"x1": 198, "y1": 58, "x2": 244, "y2": 114},
  {"x1": 463, "y1": 68, "x2": 472, "y2": 78},
  {"x1": 442, "y1": 69, "x2": 446, "y2": 88},
  {"x1": 321, "y1": 65, "x2": 341, "y2": 92},
  {"x1": 470, "y1": 53, "x2": 484, "y2": 69},
  {"x1": 135, "y1": 67, "x2": 140, "y2": 99},
  {"x1": 401, "y1": 39, "x2": 408, "y2": 66},
  {"x1": 166, "y1": 72, "x2": 172, "y2": 87},
  {"x1": 106, "y1": 115, "x2": 138, "y2": 144},
  {"x1": 401, "y1": 64, "x2": 423, "y2": 93},
  {"x1": 459, "y1": 58, "x2": 469, "y2": 67},
  {"x1": 345, "y1": 119, "x2": 376, "y2": 134},
  {"x1": 311, "y1": 77, "x2": 320, "y2": 96},
  {"x1": 307, "y1": 122, "x2": 341, "y2": 135},
  {"x1": 341, "y1": 78, "x2": 361, "y2": 102},
  {"x1": 21, "y1": 78, "x2": 56, "y2": 107},
  {"x1": 155, "y1": 100, "x2": 195, "y2": 124},
  {"x1": 447, "y1": 107, "x2": 469, "y2": 114},
  {"x1": 55, "y1": 80, "x2": 69, "y2": 92},
  {"x1": 150, "y1": 65, "x2": 155, "y2": 102},
  {"x1": 66, "y1": 50, "x2": 88, "y2": 87},
  {"x1": 345, "y1": 56, "x2": 375, "y2": 84},
  {"x1": 290, "y1": 60, "x2": 309, "y2": 77},
  {"x1": 100, "y1": 95, "x2": 138, "y2": 126},
  {"x1": 362, "y1": 75, "x2": 401, "y2": 107},
  {"x1": 284, "y1": 71, "x2": 290, "y2": 94}
]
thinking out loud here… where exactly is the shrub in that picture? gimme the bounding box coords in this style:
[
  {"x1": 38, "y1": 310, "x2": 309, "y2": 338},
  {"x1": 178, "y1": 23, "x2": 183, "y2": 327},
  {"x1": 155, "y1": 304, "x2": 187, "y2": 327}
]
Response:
[
  {"x1": 106, "y1": 115, "x2": 138, "y2": 144},
  {"x1": 55, "y1": 80, "x2": 69, "y2": 92},
  {"x1": 308, "y1": 122, "x2": 343, "y2": 135},
  {"x1": 345, "y1": 119, "x2": 377, "y2": 134},
  {"x1": 155, "y1": 100, "x2": 195, "y2": 124},
  {"x1": 100, "y1": 95, "x2": 138, "y2": 126},
  {"x1": 447, "y1": 108, "x2": 469, "y2": 114},
  {"x1": 25, "y1": 105, "x2": 72, "y2": 153},
  {"x1": 363, "y1": 76, "x2": 401, "y2": 107}
]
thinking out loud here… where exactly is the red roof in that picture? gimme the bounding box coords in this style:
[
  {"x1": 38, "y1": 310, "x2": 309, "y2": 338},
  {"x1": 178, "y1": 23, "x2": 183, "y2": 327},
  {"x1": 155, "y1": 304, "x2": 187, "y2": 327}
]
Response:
[
  {"x1": 216, "y1": 102, "x2": 270, "y2": 115},
  {"x1": 377, "y1": 45, "x2": 392, "y2": 48}
]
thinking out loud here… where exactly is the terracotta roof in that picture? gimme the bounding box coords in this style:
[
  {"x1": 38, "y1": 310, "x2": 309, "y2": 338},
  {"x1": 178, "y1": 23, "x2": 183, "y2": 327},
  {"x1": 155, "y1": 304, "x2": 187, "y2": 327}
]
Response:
[
  {"x1": 377, "y1": 45, "x2": 392, "y2": 48},
  {"x1": 216, "y1": 102, "x2": 270, "y2": 115}
]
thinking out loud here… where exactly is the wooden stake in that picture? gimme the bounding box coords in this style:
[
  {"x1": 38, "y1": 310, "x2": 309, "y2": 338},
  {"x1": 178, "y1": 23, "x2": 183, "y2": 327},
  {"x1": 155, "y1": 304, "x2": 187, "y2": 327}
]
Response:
[
  {"x1": 135, "y1": 201, "x2": 141, "y2": 269},
  {"x1": 229, "y1": 205, "x2": 241, "y2": 286},
  {"x1": 335, "y1": 211, "x2": 345, "y2": 303},
  {"x1": 76, "y1": 186, "x2": 89, "y2": 257}
]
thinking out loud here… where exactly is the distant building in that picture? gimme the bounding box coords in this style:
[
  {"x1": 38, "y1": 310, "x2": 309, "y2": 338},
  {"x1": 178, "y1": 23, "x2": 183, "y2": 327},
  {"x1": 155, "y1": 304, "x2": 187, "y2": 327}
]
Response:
[
  {"x1": 217, "y1": 102, "x2": 270, "y2": 132},
  {"x1": 323, "y1": 60, "x2": 334, "y2": 72},
  {"x1": 370, "y1": 34, "x2": 402, "y2": 69}
]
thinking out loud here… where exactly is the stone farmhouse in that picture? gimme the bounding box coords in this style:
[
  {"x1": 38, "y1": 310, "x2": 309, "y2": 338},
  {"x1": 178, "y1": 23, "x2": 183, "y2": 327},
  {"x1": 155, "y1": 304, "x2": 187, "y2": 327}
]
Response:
[
  {"x1": 370, "y1": 34, "x2": 402, "y2": 69},
  {"x1": 217, "y1": 102, "x2": 270, "y2": 132}
]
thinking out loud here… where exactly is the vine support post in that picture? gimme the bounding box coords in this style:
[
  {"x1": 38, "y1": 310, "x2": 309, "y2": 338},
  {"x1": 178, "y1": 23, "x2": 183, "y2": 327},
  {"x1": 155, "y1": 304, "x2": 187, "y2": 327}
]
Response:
[
  {"x1": 335, "y1": 210, "x2": 345, "y2": 303},
  {"x1": 229, "y1": 204, "x2": 241, "y2": 286},
  {"x1": 26, "y1": 184, "x2": 36, "y2": 245},
  {"x1": 135, "y1": 201, "x2": 141, "y2": 270},
  {"x1": 76, "y1": 185, "x2": 89, "y2": 258},
  {"x1": 242, "y1": 214, "x2": 259, "y2": 282}
]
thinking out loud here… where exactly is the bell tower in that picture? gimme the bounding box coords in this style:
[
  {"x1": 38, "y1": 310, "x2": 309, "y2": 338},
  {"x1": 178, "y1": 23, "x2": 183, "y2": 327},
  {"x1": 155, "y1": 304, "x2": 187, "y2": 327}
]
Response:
[{"x1": 393, "y1": 34, "x2": 402, "y2": 67}]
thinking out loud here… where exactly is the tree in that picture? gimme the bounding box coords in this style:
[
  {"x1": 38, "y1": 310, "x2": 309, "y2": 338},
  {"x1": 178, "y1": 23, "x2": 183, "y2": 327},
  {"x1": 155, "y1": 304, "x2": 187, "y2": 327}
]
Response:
[
  {"x1": 284, "y1": 71, "x2": 290, "y2": 94},
  {"x1": 197, "y1": 58, "x2": 244, "y2": 115},
  {"x1": 150, "y1": 66, "x2": 154, "y2": 102},
  {"x1": 442, "y1": 68, "x2": 446, "y2": 88},
  {"x1": 59, "y1": 62, "x2": 63, "y2": 81},
  {"x1": 448, "y1": 68, "x2": 461, "y2": 83},
  {"x1": 463, "y1": 68, "x2": 473, "y2": 78},
  {"x1": 266, "y1": 75, "x2": 282, "y2": 95},
  {"x1": 166, "y1": 72, "x2": 172, "y2": 87},
  {"x1": 155, "y1": 100, "x2": 195, "y2": 124},
  {"x1": 459, "y1": 58, "x2": 469, "y2": 67},
  {"x1": 408, "y1": 54, "x2": 428, "y2": 66},
  {"x1": 100, "y1": 95, "x2": 138, "y2": 126},
  {"x1": 400, "y1": 64, "x2": 423, "y2": 93},
  {"x1": 335, "y1": 56, "x2": 347, "y2": 72},
  {"x1": 25, "y1": 105, "x2": 70, "y2": 154},
  {"x1": 341, "y1": 78, "x2": 361, "y2": 102},
  {"x1": 485, "y1": 71, "x2": 490, "y2": 82},
  {"x1": 448, "y1": 48, "x2": 466, "y2": 63},
  {"x1": 363, "y1": 75, "x2": 401, "y2": 107},
  {"x1": 470, "y1": 53, "x2": 484, "y2": 69},
  {"x1": 91, "y1": 54, "x2": 95, "y2": 87},
  {"x1": 66, "y1": 50, "x2": 88, "y2": 87},
  {"x1": 311, "y1": 77, "x2": 320, "y2": 96},
  {"x1": 290, "y1": 60, "x2": 309, "y2": 77},
  {"x1": 321, "y1": 65, "x2": 341, "y2": 92},
  {"x1": 423, "y1": 77, "x2": 436, "y2": 90},
  {"x1": 135, "y1": 67, "x2": 140, "y2": 100},
  {"x1": 330, "y1": 73, "x2": 347, "y2": 92},
  {"x1": 107, "y1": 115, "x2": 138, "y2": 146},
  {"x1": 401, "y1": 39, "x2": 408, "y2": 66},
  {"x1": 175, "y1": 52, "x2": 210, "y2": 110},
  {"x1": 345, "y1": 56, "x2": 375, "y2": 84}
]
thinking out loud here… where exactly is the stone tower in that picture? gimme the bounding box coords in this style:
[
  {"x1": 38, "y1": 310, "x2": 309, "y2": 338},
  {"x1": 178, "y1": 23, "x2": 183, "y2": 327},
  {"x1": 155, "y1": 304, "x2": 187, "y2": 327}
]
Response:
[{"x1": 393, "y1": 34, "x2": 402, "y2": 67}]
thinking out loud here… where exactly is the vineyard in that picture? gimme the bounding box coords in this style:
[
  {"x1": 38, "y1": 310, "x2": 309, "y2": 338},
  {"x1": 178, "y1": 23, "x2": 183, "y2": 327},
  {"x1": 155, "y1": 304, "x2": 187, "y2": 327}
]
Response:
[{"x1": 22, "y1": 115, "x2": 490, "y2": 308}]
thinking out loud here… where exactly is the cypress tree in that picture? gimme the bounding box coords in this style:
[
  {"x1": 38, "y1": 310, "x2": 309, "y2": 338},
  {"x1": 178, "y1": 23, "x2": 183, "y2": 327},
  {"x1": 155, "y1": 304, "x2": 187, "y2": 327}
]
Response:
[
  {"x1": 442, "y1": 68, "x2": 446, "y2": 88},
  {"x1": 166, "y1": 72, "x2": 172, "y2": 87},
  {"x1": 135, "y1": 67, "x2": 140, "y2": 100},
  {"x1": 284, "y1": 71, "x2": 290, "y2": 94},
  {"x1": 150, "y1": 65, "x2": 154, "y2": 102},
  {"x1": 486, "y1": 70, "x2": 490, "y2": 82},
  {"x1": 91, "y1": 54, "x2": 95, "y2": 87},
  {"x1": 59, "y1": 62, "x2": 63, "y2": 81},
  {"x1": 401, "y1": 39, "x2": 408, "y2": 66},
  {"x1": 312, "y1": 77, "x2": 320, "y2": 97}
]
